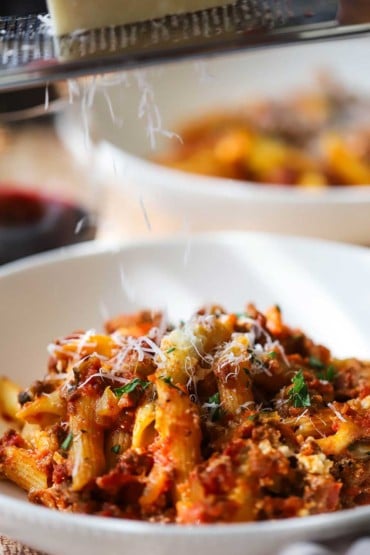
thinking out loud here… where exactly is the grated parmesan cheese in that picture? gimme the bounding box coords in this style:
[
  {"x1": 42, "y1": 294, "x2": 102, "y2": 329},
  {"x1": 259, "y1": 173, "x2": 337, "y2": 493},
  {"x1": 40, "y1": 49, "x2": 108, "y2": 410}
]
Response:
[
  {"x1": 297, "y1": 452, "x2": 333, "y2": 475},
  {"x1": 327, "y1": 402, "x2": 347, "y2": 423}
]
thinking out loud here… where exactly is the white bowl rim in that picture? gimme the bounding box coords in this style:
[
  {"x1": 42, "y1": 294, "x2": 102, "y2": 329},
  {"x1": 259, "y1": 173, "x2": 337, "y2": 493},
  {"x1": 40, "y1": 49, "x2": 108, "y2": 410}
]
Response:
[
  {"x1": 1, "y1": 489, "x2": 370, "y2": 537},
  {"x1": 1, "y1": 230, "x2": 370, "y2": 279},
  {"x1": 98, "y1": 139, "x2": 370, "y2": 205}
]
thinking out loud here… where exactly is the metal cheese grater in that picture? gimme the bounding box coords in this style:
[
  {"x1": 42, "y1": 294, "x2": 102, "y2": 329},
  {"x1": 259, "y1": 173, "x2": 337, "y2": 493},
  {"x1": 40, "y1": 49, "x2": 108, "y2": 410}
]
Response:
[{"x1": 0, "y1": 0, "x2": 369, "y2": 90}]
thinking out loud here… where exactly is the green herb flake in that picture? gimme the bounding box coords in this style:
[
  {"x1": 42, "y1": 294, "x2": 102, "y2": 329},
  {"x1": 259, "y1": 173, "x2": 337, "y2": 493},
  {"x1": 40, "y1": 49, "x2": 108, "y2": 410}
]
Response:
[
  {"x1": 111, "y1": 445, "x2": 121, "y2": 455},
  {"x1": 247, "y1": 414, "x2": 257, "y2": 421},
  {"x1": 113, "y1": 378, "x2": 150, "y2": 398},
  {"x1": 308, "y1": 356, "x2": 325, "y2": 370},
  {"x1": 206, "y1": 392, "x2": 223, "y2": 422},
  {"x1": 289, "y1": 370, "x2": 311, "y2": 408},
  {"x1": 236, "y1": 312, "x2": 246, "y2": 318},
  {"x1": 236, "y1": 312, "x2": 255, "y2": 320},
  {"x1": 267, "y1": 351, "x2": 277, "y2": 359},
  {"x1": 208, "y1": 393, "x2": 220, "y2": 405},
  {"x1": 213, "y1": 408, "x2": 223, "y2": 421},
  {"x1": 166, "y1": 347, "x2": 176, "y2": 354},
  {"x1": 318, "y1": 364, "x2": 337, "y2": 382},
  {"x1": 326, "y1": 365, "x2": 337, "y2": 382},
  {"x1": 61, "y1": 432, "x2": 73, "y2": 451},
  {"x1": 160, "y1": 376, "x2": 182, "y2": 392}
]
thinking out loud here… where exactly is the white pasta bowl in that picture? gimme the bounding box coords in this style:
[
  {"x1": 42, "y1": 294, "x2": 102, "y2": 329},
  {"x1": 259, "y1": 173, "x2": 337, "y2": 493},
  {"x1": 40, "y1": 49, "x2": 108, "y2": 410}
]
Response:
[
  {"x1": 58, "y1": 37, "x2": 370, "y2": 244},
  {"x1": 0, "y1": 232, "x2": 370, "y2": 555}
]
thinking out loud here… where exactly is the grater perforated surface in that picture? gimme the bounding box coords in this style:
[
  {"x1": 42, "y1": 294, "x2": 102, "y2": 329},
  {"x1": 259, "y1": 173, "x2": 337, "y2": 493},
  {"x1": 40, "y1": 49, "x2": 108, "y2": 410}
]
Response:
[{"x1": 0, "y1": 0, "x2": 367, "y2": 90}]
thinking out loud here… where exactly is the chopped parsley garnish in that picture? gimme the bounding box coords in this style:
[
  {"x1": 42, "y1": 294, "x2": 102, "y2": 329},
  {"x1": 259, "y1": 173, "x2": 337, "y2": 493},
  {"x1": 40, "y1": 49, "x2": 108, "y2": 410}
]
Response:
[
  {"x1": 212, "y1": 409, "x2": 223, "y2": 422},
  {"x1": 289, "y1": 370, "x2": 311, "y2": 408},
  {"x1": 207, "y1": 392, "x2": 223, "y2": 422},
  {"x1": 113, "y1": 378, "x2": 150, "y2": 398},
  {"x1": 308, "y1": 354, "x2": 337, "y2": 382},
  {"x1": 267, "y1": 351, "x2": 277, "y2": 359},
  {"x1": 160, "y1": 376, "x2": 183, "y2": 392},
  {"x1": 166, "y1": 347, "x2": 176, "y2": 354},
  {"x1": 326, "y1": 365, "x2": 337, "y2": 382},
  {"x1": 308, "y1": 356, "x2": 325, "y2": 370},
  {"x1": 208, "y1": 392, "x2": 220, "y2": 405},
  {"x1": 111, "y1": 445, "x2": 121, "y2": 455},
  {"x1": 318, "y1": 364, "x2": 337, "y2": 383},
  {"x1": 61, "y1": 432, "x2": 73, "y2": 451},
  {"x1": 247, "y1": 414, "x2": 257, "y2": 421}
]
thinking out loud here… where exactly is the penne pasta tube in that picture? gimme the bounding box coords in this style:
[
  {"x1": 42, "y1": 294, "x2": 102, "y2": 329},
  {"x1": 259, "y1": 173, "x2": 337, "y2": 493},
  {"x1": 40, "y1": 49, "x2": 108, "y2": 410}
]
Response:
[
  {"x1": 132, "y1": 402, "x2": 156, "y2": 450},
  {"x1": 213, "y1": 335, "x2": 254, "y2": 415},
  {"x1": 0, "y1": 377, "x2": 22, "y2": 422},
  {"x1": 0, "y1": 446, "x2": 48, "y2": 491},
  {"x1": 69, "y1": 394, "x2": 105, "y2": 491},
  {"x1": 317, "y1": 421, "x2": 361, "y2": 455},
  {"x1": 17, "y1": 390, "x2": 66, "y2": 426},
  {"x1": 105, "y1": 428, "x2": 132, "y2": 469},
  {"x1": 95, "y1": 387, "x2": 121, "y2": 427},
  {"x1": 155, "y1": 379, "x2": 201, "y2": 496},
  {"x1": 21, "y1": 422, "x2": 59, "y2": 453}
]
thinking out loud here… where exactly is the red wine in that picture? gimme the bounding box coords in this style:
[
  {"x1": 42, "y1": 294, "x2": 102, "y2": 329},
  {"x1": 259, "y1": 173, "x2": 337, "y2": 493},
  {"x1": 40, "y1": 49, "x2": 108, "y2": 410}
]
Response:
[{"x1": 0, "y1": 186, "x2": 97, "y2": 265}]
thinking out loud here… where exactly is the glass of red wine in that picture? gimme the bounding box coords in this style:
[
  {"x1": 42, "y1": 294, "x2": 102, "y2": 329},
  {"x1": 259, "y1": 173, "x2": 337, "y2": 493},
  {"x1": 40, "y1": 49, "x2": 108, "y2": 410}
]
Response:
[
  {"x1": 0, "y1": 186, "x2": 97, "y2": 265},
  {"x1": 0, "y1": 115, "x2": 99, "y2": 266}
]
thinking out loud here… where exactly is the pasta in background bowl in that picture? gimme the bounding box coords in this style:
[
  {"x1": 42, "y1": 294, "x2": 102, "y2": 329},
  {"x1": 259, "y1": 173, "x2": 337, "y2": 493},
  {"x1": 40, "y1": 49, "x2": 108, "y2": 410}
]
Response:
[
  {"x1": 0, "y1": 232, "x2": 369, "y2": 554},
  {"x1": 156, "y1": 79, "x2": 370, "y2": 187},
  {"x1": 57, "y1": 37, "x2": 370, "y2": 244}
]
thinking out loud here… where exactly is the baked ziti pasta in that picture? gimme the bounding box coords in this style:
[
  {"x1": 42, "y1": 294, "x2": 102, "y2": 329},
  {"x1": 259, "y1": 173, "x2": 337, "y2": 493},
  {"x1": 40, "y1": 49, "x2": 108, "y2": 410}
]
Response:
[{"x1": 1, "y1": 304, "x2": 370, "y2": 523}]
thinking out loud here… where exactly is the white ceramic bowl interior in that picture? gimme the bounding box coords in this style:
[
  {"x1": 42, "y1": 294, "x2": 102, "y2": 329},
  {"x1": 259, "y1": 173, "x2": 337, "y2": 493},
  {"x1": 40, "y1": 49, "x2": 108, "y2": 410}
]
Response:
[
  {"x1": 0, "y1": 233, "x2": 370, "y2": 555},
  {"x1": 58, "y1": 37, "x2": 370, "y2": 244}
]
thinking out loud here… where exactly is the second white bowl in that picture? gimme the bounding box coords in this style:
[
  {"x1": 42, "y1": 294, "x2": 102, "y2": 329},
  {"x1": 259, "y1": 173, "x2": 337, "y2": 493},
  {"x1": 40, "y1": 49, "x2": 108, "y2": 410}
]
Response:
[{"x1": 58, "y1": 37, "x2": 370, "y2": 244}]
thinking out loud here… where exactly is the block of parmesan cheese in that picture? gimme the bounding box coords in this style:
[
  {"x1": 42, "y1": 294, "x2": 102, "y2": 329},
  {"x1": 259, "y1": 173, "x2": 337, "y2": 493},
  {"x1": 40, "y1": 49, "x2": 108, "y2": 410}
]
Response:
[{"x1": 47, "y1": 0, "x2": 227, "y2": 35}]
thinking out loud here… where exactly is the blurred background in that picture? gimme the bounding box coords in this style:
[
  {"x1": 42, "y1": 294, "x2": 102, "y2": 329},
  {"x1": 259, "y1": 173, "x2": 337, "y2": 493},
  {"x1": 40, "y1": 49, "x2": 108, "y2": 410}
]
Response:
[
  {"x1": 0, "y1": 1, "x2": 46, "y2": 16},
  {"x1": 0, "y1": 1, "x2": 369, "y2": 266}
]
